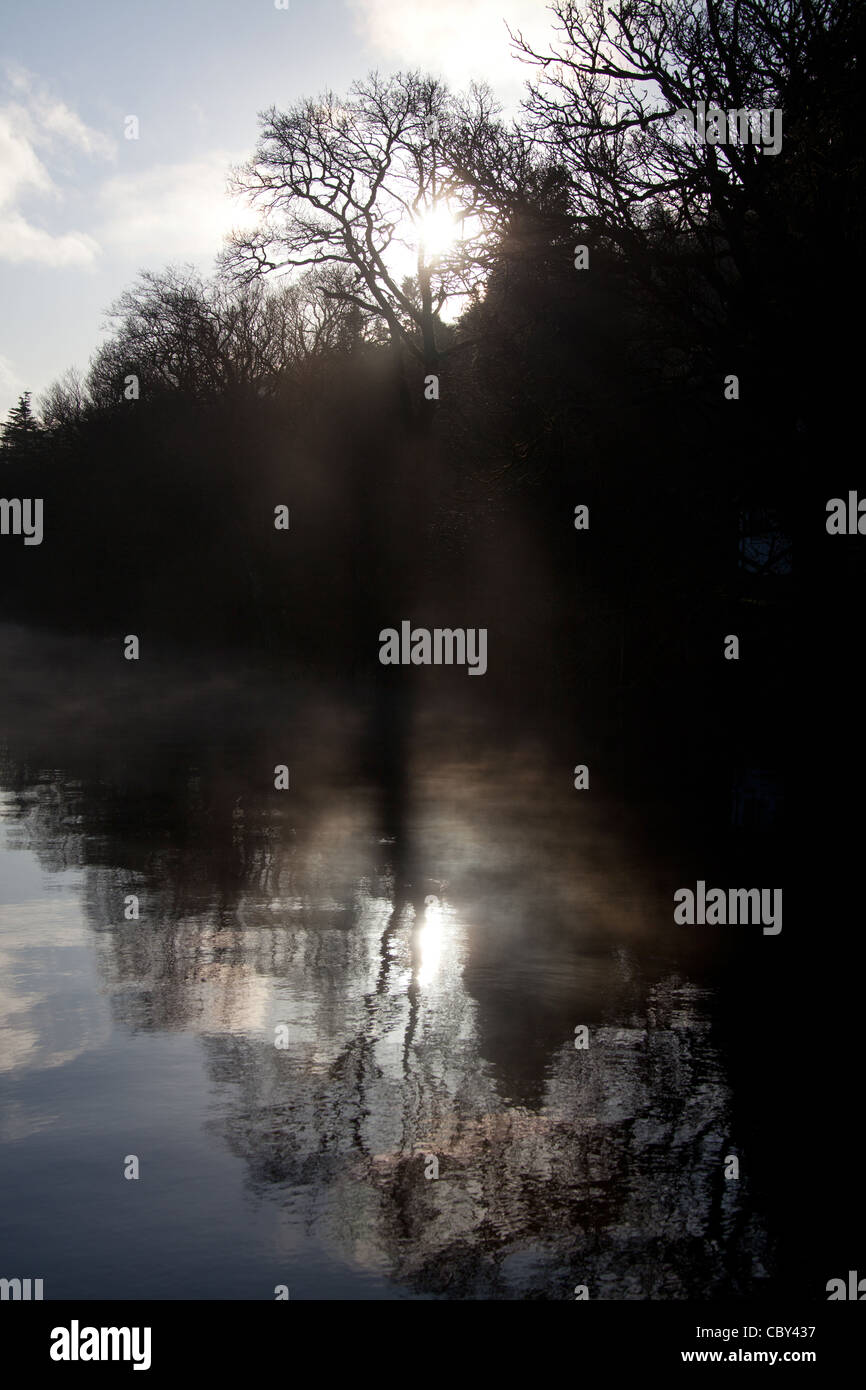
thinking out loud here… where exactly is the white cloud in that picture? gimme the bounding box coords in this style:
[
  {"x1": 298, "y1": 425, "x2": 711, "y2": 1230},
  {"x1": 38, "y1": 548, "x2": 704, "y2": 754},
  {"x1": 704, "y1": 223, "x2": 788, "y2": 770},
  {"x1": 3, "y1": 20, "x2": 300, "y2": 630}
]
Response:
[
  {"x1": 348, "y1": 0, "x2": 549, "y2": 96},
  {"x1": 97, "y1": 151, "x2": 255, "y2": 262},
  {"x1": 0, "y1": 211, "x2": 99, "y2": 266},
  {"x1": 0, "y1": 352, "x2": 23, "y2": 396},
  {"x1": 5, "y1": 66, "x2": 115, "y2": 159},
  {"x1": 0, "y1": 109, "x2": 53, "y2": 207},
  {"x1": 0, "y1": 67, "x2": 114, "y2": 266},
  {"x1": 0, "y1": 70, "x2": 250, "y2": 270}
]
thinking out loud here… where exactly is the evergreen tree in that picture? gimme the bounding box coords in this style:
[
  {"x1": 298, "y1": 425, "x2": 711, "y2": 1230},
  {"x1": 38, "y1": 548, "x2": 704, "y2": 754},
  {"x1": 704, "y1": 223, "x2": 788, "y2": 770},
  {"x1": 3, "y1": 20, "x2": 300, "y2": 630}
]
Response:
[{"x1": 1, "y1": 391, "x2": 41, "y2": 455}]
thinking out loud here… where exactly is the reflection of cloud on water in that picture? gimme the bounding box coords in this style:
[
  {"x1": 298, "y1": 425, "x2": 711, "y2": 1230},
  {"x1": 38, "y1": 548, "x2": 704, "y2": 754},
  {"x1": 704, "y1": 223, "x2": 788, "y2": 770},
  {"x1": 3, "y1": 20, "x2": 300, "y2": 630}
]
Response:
[
  {"x1": 0, "y1": 886, "x2": 115, "y2": 1145},
  {"x1": 0, "y1": 896, "x2": 112, "y2": 1086}
]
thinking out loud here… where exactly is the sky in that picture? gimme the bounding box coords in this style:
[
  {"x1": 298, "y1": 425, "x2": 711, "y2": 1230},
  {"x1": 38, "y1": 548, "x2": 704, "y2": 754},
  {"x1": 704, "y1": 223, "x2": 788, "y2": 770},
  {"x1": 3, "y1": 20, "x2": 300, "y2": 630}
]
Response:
[{"x1": 0, "y1": 0, "x2": 552, "y2": 420}]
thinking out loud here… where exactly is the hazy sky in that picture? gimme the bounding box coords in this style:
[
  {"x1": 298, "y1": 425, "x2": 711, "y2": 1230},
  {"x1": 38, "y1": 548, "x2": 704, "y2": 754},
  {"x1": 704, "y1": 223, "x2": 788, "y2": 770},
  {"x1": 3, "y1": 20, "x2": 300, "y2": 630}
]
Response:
[{"x1": 0, "y1": 0, "x2": 550, "y2": 419}]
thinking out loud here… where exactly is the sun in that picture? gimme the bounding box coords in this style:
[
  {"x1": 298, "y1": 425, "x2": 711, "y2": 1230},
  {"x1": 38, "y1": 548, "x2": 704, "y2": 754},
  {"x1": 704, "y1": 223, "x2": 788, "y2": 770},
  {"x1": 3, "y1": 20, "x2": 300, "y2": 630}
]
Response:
[{"x1": 412, "y1": 202, "x2": 462, "y2": 262}]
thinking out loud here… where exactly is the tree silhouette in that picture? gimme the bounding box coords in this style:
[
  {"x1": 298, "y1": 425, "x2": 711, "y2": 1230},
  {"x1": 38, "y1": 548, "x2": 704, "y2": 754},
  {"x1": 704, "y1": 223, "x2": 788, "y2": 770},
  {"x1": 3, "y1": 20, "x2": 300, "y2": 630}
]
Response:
[
  {"x1": 223, "y1": 72, "x2": 506, "y2": 377},
  {"x1": 511, "y1": 0, "x2": 855, "y2": 298},
  {"x1": 84, "y1": 264, "x2": 365, "y2": 407},
  {"x1": 1, "y1": 391, "x2": 42, "y2": 456}
]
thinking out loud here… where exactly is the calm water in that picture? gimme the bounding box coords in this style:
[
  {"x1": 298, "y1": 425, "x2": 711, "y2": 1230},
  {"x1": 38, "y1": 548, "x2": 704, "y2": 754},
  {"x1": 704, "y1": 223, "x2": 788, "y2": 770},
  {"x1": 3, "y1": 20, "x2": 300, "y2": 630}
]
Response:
[{"x1": 0, "y1": 625, "x2": 777, "y2": 1298}]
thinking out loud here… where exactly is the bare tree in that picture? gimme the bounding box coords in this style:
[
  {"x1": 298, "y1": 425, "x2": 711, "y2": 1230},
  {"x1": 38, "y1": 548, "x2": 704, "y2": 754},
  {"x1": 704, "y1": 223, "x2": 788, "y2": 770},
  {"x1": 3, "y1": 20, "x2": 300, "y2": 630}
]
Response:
[
  {"x1": 38, "y1": 368, "x2": 90, "y2": 429},
  {"x1": 87, "y1": 267, "x2": 227, "y2": 403},
  {"x1": 511, "y1": 0, "x2": 853, "y2": 288},
  {"x1": 223, "y1": 72, "x2": 505, "y2": 374},
  {"x1": 267, "y1": 265, "x2": 372, "y2": 362},
  {"x1": 85, "y1": 266, "x2": 365, "y2": 405}
]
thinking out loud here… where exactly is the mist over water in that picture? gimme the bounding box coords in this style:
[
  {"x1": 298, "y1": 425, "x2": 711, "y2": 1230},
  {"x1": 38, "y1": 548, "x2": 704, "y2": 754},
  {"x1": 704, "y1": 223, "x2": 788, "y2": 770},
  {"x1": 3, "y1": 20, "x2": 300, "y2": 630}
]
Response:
[{"x1": 0, "y1": 624, "x2": 784, "y2": 1299}]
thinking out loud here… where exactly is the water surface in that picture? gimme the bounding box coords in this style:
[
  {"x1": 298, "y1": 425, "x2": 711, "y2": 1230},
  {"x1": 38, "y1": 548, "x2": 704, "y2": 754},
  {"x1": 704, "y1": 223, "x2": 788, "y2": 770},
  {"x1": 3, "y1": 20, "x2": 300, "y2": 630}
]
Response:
[{"x1": 0, "y1": 625, "x2": 775, "y2": 1298}]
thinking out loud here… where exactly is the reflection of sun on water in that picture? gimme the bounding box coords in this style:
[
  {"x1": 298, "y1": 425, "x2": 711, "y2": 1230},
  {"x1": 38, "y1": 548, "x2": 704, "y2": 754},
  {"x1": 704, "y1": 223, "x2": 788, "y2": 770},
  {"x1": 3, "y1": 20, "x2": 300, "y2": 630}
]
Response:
[{"x1": 418, "y1": 894, "x2": 444, "y2": 988}]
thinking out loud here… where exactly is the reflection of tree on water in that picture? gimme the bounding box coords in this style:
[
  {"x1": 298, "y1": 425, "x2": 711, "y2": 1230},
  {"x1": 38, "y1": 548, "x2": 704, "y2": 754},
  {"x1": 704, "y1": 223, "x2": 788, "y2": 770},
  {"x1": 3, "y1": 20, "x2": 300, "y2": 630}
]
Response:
[
  {"x1": 204, "y1": 968, "x2": 769, "y2": 1298},
  {"x1": 0, "y1": 641, "x2": 771, "y2": 1297}
]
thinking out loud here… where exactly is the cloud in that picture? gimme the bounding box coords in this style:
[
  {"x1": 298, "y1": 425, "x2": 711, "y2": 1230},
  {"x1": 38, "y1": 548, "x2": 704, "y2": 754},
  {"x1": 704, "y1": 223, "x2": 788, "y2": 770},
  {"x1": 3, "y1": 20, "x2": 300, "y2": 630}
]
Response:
[
  {"x1": 348, "y1": 0, "x2": 549, "y2": 95},
  {"x1": 0, "y1": 70, "x2": 250, "y2": 269},
  {"x1": 0, "y1": 352, "x2": 23, "y2": 396},
  {"x1": 0, "y1": 211, "x2": 99, "y2": 266},
  {"x1": 0, "y1": 67, "x2": 114, "y2": 266},
  {"x1": 5, "y1": 66, "x2": 115, "y2": 159},
  {"x1": 97, "y1": 151, "x2": 255, "y2": 262},
  {"x1": 0, "y1": 109, "x2": 53, "y2": 207}
]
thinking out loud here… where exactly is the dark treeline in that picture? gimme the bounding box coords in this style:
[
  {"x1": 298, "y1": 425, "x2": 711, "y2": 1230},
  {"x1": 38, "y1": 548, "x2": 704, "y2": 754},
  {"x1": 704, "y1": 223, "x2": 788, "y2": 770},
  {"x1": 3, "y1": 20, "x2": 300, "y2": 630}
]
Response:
[{"x1": 1, "y1": 0, "x2": 861, "y2": 811}]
